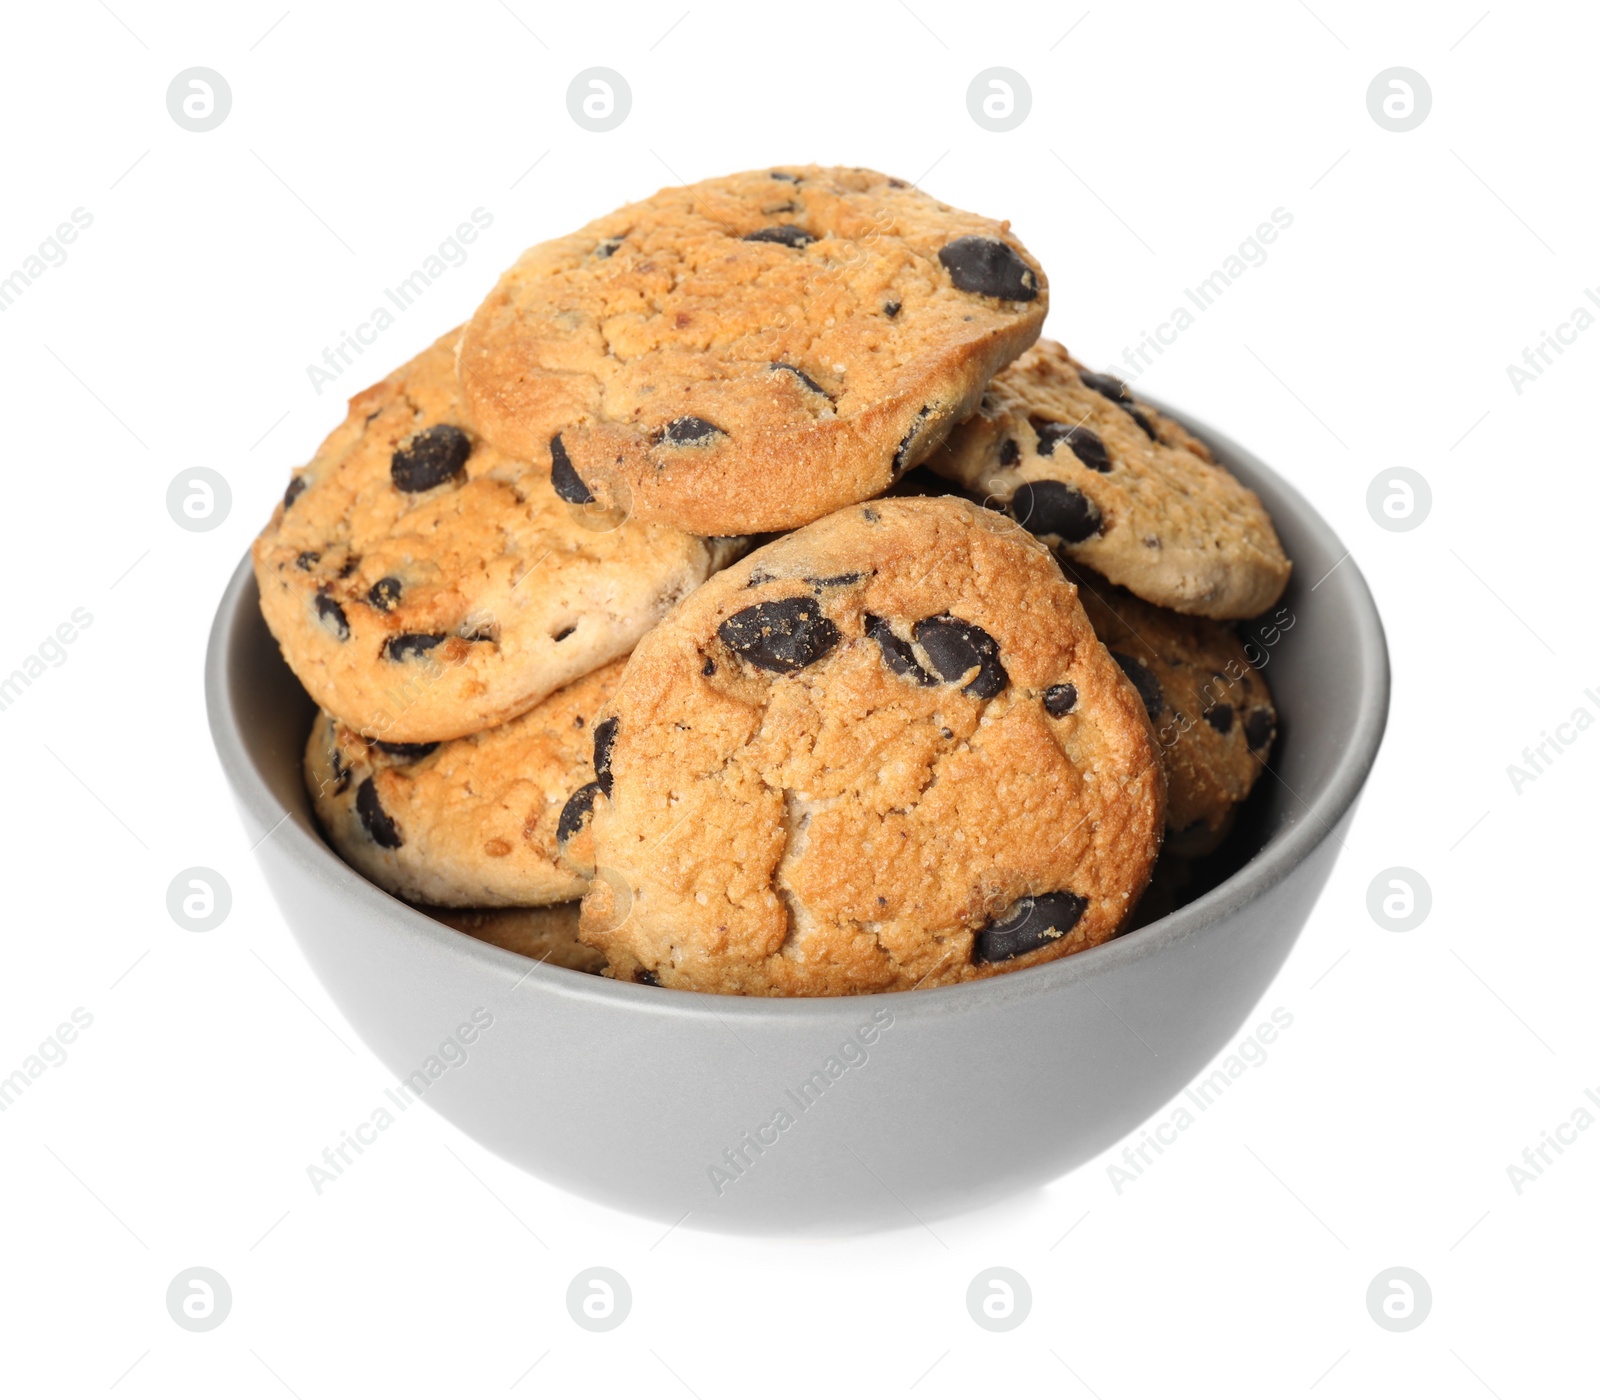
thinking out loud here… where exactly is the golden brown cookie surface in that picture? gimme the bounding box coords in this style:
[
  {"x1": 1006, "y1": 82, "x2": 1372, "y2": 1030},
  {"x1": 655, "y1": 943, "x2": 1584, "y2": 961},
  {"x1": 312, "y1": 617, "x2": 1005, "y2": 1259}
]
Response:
[
  {"x1": 1064, "y1": 562, "x2": 1278, "y2": 840},
  {"x1": 458, "y1": 167, "x2": 1047, "y2": 535},
  {"x1": 254, "y1": 330, "x2": 742, "y2": 742},
  {"x1": 580, "y1": 497, "x2": 1165, "y2": 996},
  {"x1": 922, "y1": 340, "x2": 1290, "y2": 618},
  {"x1": 304, "y1": 659, "x2": 623, "y2": 907}
]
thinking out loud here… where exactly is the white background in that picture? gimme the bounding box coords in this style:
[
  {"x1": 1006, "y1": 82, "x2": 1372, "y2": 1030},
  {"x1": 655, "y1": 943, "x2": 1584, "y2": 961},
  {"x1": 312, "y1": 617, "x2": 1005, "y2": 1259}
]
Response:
[{"x1": 2, "y1": 0, "x2": 1595, "y2": 1394}]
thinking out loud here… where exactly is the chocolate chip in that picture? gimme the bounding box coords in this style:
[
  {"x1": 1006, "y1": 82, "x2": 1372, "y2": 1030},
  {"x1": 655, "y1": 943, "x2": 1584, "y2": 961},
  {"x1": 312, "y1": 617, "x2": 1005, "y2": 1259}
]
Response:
[
  {"x1": 770, "y1": 171, "x2": 800, "y2": 182},
  {"x1": 283, "y1": 476, "x2": 308, "y2": 509},
  {"x1": 593, "y1": 717, "x2": 619, "y2": 796},
  {"x1": 1076, "y1": 372, "x2": 1159, "y2": 440},
  {"x1": 744, "y1": 225, "x2": 814, "y2": 248},
  {"x1": 1245, "y1": 707, "x2": 1275, "y2": 752},
  {"x1": 368, "y1": 576, "x2": 402, "y2": 612},
  {"x1": 1126, "y1": 406, "x2": 1159, "y2": 441},
  {"x1": 659, "y1": 416, "x2": 725, "y2": 446},
  {"x1": 549, "y1": 433, "x2": 593, "y2": 503},
  {"x1": 296, "y1": 550, "x2": 320, "y2": 571},
  {"x1": 1204, "y1": 703, "x2": 1235, "y2": 734},
  {"x1": 1110, "y1": 651, "x2": 1163, "y2": 720},
  {"x1": 719, "y1": 597, "x2": 841, "y2": 674},
  {"x1": 634, "y1": 967, "x2": 661, "y2": 986},
  {"x1": 355, "y1": 777, "x2": 402, "y2": 849},
  {"x1": 329, "y1": 745, "x2": 352, "y2": 795},
  {"x1": 805, "y1": 572, "x2": 864, "y2": 588},
  {"x1": 884, "y1": 301, "x2": 901, "y2": 318},
  {"x1": 314, "y1": 590, "x2": 349, "y2": 641},
  {"x1": 372, "y1": 740, "x2": 439, "y2": 761},
  {"x1": 937, "y1": 237, "x2": 1039, "y2": 301},
  {"x1": 338, "y1": 556, "x2": 361, "y2": 578},
  {"x1": 1079, "y1": 370, "x2": 1132, "y2": 403},
  {"x1": 1031, "y1": 420, "x2": 1069, "y2": 455},
  {"x1": 999, "y1": 438, "x2": 1020, "y2": 466},
  {"x1": 702, "y1": 656, "x2": 716, "y2": 676},
  {"x1": 1043, "y1": 683, "x2": 1078, "y2": 717},
  {"x1": 557, "y1": 781, "x2": 602, "y2": 845},
  {"x1": 390, "y1": 424, "x2": 471, "y2": 492},
  {"x1": 865, "y1": 613, "x2": 936, "y2": 686},
  {"x1": 1009, "y1": 479, "x2": 1102, "y2": 543},
  {"x1": 972, "y1": 891, "x2": 1088, "y2": 964},
  {"x1": 914, "y1": 616, "x2": 1008, "y2": 698},
  {"x1": 893, "y1": 406, "x2": 933, "y2": 473},
  {"x1": 771, "y1": 362, "x2": 829, "y2": 397},
  {"x1": 1033, "y1": 419, "x2": 1111, "y2": 473},
  {"x1": 595, "y1": 237, "x2": 623, "y2": 258},
  {"x1": 1064, "y1": 426, "x2": 1111, "y2": 473},
  {"x1": 385, "y1": 632, "x2": 445, "y2": 661}
]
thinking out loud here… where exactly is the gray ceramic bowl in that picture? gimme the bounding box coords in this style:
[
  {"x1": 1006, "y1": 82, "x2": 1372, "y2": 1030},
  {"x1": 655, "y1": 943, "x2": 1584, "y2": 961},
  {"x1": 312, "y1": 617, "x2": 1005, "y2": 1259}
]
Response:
[{"x1": 207, "y1": 406, "x2": 1387, "y2": 1235}]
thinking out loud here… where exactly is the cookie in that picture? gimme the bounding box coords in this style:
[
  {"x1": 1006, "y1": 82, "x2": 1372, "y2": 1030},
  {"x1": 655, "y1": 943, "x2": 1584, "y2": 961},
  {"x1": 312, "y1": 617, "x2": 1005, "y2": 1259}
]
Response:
[
  {"x1": 425, "y1": 905, "x2": 606, "y2": 975},
  {"x1": 921, "y1": 340, "x2": 1291, "y2": 618},
  {"x1": 578, "y1": 496, "x2": 1165, "y2": 996},
  {"x1": 254, "y1": 330, "x2": 743, "y2": 742},
  {"x1": 457, "y1": 166, "x2": 1047, "y2": 536},
  {"x1": 1063, "y1": 561, "x2": 1277, "y2": 843},
  {"x1": 304, "y1": 658, "x2": 624, "y2": 906}
]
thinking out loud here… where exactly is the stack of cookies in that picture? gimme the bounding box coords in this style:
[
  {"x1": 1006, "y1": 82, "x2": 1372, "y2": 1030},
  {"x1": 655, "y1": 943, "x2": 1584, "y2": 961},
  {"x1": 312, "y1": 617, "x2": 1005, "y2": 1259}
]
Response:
[{"x1": 253, "y1": 166, "x2": 1291, "y2": 997}]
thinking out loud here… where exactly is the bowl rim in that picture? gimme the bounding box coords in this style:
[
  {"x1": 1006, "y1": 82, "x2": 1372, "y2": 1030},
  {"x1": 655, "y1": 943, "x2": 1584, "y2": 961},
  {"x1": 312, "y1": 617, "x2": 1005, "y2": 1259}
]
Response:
[{"x1": 208, "y1": 399, "x2": 1389, "y2": 1024}]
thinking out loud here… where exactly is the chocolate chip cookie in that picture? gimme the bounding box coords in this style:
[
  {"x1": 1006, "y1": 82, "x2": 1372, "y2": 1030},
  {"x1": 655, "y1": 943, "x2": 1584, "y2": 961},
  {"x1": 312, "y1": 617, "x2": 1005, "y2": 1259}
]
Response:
[
  {"x1": 255, "y1": 330, "x2": 743, "y2": 742},
  {"x1": 921, "y1": 340, "x2": 1291, "y2": 618},
  {"x1": 304, "y1": 658, "x2": 623, "y2": 906},
  {"x1": 458, "y1": 166, "x2": 1047, "y2": 536},
  {"x1": 579, "y1": 496, "x2": 1165, "y2": 996},
  {"x1": 426, "y1": 904, "x2": 606, "y2": 974},
  {"x1": 1063, "y1": 561, "x2": 1277, "y2": 845}
]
